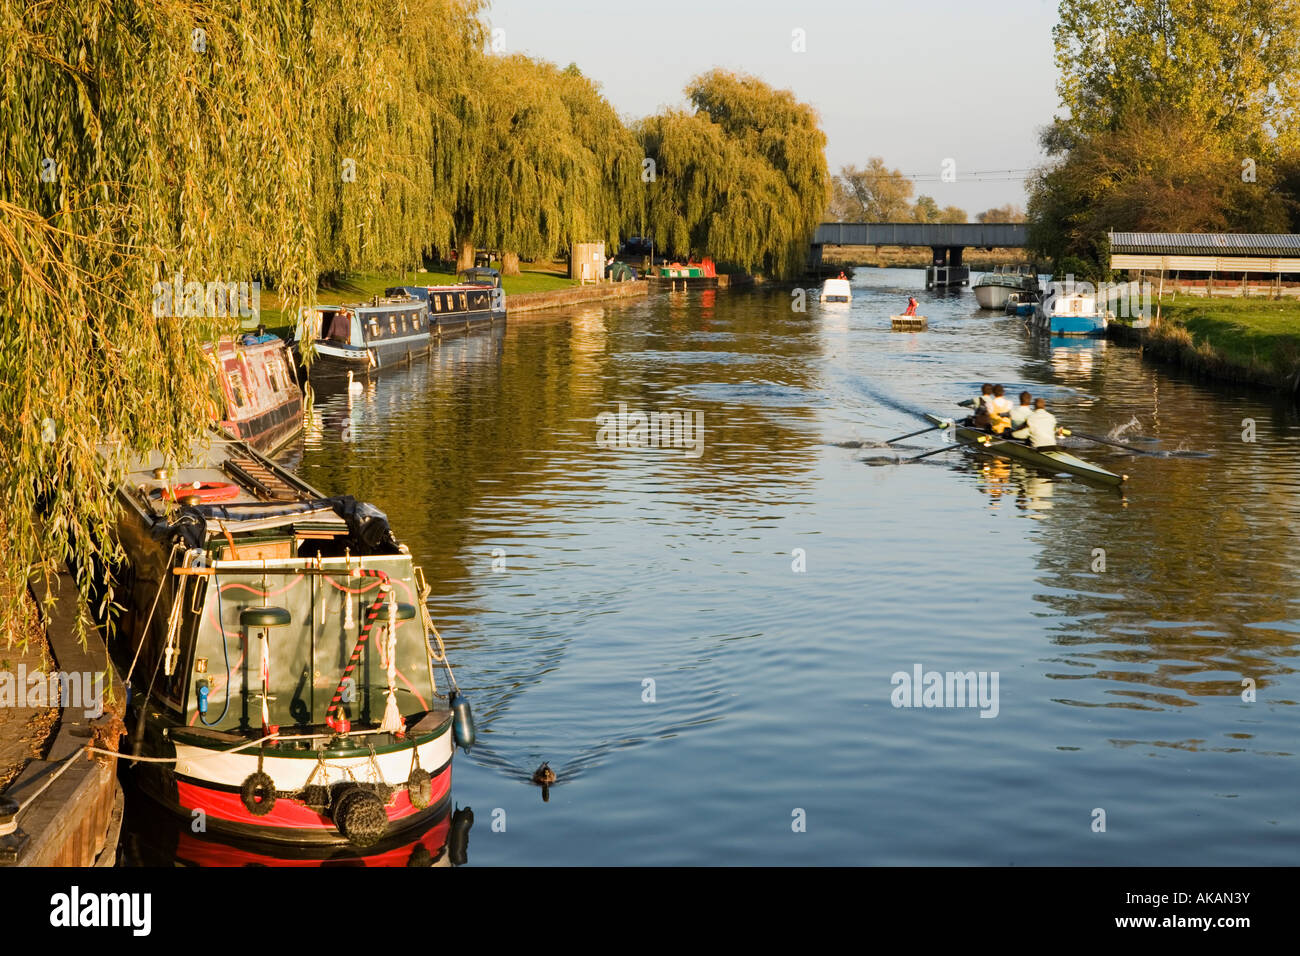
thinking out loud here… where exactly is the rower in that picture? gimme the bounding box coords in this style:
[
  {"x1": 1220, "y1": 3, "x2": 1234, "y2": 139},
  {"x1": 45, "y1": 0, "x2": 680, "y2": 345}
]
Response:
[
  {"x1": 989, "y1": 385, "x2": 1013, "y2": 417},
  {"x1": 1022, "y1": 398, "x2": 1069, "y2": 450},
  {"x1": 903, "y1": 296, "x2": 919, "y2": 316},
  {"x1": 1008, "y1": 391, "x2": 1033, "y2": 440}
]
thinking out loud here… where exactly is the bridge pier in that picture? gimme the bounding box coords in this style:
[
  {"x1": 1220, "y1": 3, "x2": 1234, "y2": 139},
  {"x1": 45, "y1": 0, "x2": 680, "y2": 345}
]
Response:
[{"x1": 925, "y1": 246, "x2": 970, "y2": 289}]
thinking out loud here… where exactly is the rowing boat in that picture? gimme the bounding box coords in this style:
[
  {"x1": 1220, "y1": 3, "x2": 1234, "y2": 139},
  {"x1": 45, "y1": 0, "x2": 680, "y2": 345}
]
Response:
[{"x1": 925, "y1": 414, "x2": 1127, "y2": 486}]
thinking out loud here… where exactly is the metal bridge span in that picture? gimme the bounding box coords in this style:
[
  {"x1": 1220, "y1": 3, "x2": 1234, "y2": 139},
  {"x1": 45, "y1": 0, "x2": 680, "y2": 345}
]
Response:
[
  {"x1": 813, "y1": 222, "x2": 1028, "y2": 248},
  {"x1": 810, "y1": 222, "x2": 1029, "y2": 287}
]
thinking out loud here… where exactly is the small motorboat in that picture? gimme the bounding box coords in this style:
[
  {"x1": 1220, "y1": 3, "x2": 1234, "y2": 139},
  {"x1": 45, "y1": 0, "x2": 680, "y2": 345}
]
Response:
[
  {"x1": 819, "y1": 277, "x2": 852, "y2": 303},
  {"x1": 1004, "y1": 292, "x2": 1037, "y2": 317},
  {"x1": 973, "y1": 264, "x2": 1040, "y2": 310},
  {"x1": 1038, "y1": 290, "x2": 1110, "y2": 336}
]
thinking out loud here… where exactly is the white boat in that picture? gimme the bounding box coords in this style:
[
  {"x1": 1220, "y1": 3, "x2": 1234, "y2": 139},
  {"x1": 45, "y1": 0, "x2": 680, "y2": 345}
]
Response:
[
  {"x1": 1038, "y1": 290, "x2": 1110, "y2": 337},
  {"x1": 819, "y1": 277, "x2": 852, "y2": 303},
  {"x1": 973, "y1": 265, "x2": 1039, "y2": 310}
]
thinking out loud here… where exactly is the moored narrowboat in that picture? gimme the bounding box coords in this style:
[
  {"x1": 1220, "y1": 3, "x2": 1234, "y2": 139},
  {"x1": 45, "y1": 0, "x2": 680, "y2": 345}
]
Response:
[
  {"x1": 106, "y1": 433, "x2": 474, "y2": 848},
  {"x1": 205, "y1": 333, "x2": 304, "y2": 456},
  {"x1": 387, "y1": 280, "x2": 506, "y2": 333},
  {"x1": 293, "y1": 295, "x2": 432, "y2": 379}
]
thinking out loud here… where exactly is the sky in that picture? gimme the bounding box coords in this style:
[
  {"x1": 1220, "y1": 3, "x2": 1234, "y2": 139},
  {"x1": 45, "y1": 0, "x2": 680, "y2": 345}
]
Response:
[{"x1": 484, "y1": 0, "x2": 1064, "y2": 216}]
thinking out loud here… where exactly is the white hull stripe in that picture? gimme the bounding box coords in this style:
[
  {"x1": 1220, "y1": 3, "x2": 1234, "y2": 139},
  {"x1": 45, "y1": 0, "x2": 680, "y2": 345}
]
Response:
[{"x1": 173, "y1": 734, "x2": 453, "y2": 790}]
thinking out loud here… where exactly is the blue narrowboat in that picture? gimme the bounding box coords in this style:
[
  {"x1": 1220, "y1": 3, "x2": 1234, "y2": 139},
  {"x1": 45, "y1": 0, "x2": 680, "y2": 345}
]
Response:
[{"x1": 293, "y1": 295, "x2": 432, "y2": 379}]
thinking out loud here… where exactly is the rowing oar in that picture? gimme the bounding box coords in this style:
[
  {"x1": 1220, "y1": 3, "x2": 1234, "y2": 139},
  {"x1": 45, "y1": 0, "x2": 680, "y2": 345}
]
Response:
[
  {"x1": 864, "y1": 441, "x2": 963, "y2": 466},
  {"x1": 882, "y1": 422, "x2": 948, "y2": 444},
  {"x1": 1069, "y1": 430, "x2": 1164, "y2": 456}
]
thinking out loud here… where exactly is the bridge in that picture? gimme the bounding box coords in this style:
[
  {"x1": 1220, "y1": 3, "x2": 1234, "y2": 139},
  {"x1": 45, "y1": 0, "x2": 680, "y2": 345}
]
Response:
[{"x1": 810, "y1": 222, "x2": 1029, "y2": 287}]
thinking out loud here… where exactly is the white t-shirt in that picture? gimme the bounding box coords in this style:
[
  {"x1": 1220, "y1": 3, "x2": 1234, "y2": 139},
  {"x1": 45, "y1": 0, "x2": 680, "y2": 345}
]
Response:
[
  {"x1": 1009, "y1": 403, "x2": 1033, "y2": 428},
  {"x1": 1025, "y1": 408, "x2": 1058, "y2": 448}
]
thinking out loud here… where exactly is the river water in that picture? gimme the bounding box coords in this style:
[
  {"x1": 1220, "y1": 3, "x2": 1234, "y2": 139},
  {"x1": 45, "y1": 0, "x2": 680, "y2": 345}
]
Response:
[{"x1": 199, "y1": 268, "x2": 1299, "y2": 865}]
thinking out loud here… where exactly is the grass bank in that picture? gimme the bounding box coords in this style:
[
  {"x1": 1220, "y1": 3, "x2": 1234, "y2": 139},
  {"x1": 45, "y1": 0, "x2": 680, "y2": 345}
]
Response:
[
  {"x1": 252, "y1": 260, "x2": 577, "y2": 336},
  {"x1": 1140, "y1": 296, "x2": 1300, "y2": 393}
]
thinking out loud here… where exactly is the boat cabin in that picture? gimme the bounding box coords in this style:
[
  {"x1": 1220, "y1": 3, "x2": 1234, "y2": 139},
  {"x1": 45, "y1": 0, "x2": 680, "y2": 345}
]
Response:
[
  {"x1": 820, "y1": 277, "x2": 852, "y2": 303},
  {"x1": 113, "y1": 440, "x2": 438, "y2": 737},
  {"x1": 294, "y1": 296, "x2": 433, "y2": 375},
  {"x1": 205, "y1": 336, "x2": 303, "y2": 455}
]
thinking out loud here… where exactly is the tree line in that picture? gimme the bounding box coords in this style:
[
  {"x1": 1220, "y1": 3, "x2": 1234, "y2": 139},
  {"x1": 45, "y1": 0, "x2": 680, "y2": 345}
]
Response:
[
  {"x1": 826, "y1": 158, "x2": 1024, "y2": 225},
  {"x1": 1028, "y1": 0, "x2": 1300, "y2": 277},
  {"x1": 0, "y1": 0, "x2": 830, "y2": 644}
]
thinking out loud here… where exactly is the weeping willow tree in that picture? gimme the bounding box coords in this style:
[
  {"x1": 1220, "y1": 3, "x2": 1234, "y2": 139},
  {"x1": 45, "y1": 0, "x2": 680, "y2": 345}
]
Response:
[
  {"x1": 453, "y1": 55, "x2": 641, "y2": 272},
  {"x1": 0, "y1": 0, "x2": 486, "y2": 646},
  {"x1": 310, "y1": 0, "x2": 483, "y2": 275},
  {"x1": 639, "y1": 70, "x2": 829, "y2": 278}
]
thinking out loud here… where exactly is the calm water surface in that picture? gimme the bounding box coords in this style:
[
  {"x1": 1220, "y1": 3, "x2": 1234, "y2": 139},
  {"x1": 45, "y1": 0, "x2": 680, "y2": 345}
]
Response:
[{"x1": 281, "y1": 268, "x2": 1300, "y2": 865}]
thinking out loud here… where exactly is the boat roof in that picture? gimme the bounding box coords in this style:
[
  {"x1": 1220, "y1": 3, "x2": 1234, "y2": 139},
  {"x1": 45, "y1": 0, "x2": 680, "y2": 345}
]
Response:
[
  {"x1": 111, "y1": 432, "x2": 342, "y2": 531},
  {"x1": 401, "y1": 283, "x2": 491, "y2": 292}
]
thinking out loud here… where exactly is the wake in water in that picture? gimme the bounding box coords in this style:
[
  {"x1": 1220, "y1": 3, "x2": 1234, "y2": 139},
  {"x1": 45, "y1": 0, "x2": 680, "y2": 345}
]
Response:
[{"x1": 842, "y1": 373, "x2": 930, "y2": 421}]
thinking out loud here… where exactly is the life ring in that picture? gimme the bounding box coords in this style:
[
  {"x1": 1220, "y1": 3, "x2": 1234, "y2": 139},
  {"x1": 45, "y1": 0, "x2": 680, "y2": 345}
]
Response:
[
  {"x1": 240, "y1": 771, "x2": 277, "y2": 816},
  {"x1": 153, "y1": 481, "x2": 240, "y2": 503}
]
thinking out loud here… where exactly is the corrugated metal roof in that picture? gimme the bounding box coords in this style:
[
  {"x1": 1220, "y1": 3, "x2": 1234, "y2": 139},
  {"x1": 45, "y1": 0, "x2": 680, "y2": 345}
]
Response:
[{"x1": 1109, "y1": 232, "x2": 1300, "y2": 256}]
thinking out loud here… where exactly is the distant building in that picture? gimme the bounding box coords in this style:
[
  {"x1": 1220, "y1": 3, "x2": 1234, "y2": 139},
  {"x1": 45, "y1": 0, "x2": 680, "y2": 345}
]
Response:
[
  {"x1": 1109, "y1": 232, "x2": 1300, "y2": 297},
  {"x1": 570, "y1": 242, "x2": 605, "y2": 284}
]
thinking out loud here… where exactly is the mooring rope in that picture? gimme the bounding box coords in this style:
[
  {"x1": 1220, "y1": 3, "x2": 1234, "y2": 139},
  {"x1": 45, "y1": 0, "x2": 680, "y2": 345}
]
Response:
[{"x1": 124, "y1": 541, "x2": 183, "y2": 685}]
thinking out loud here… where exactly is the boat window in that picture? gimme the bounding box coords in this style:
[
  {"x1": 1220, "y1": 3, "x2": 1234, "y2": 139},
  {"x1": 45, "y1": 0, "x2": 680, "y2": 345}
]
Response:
[
  {"x1": 227, "y1": 371, "x2": 246, "y2": 408},
  {"x1": 432, "y1": 295, "x2": 441, "y2": 312},
  {"x1": 458, "y1": 293, "x2": 467, "y2": 310},
  {"x1": 390, "y1": 316, "x2": 397, "y2": 334},
  {"x1": 369, "y1": 318, "x2": 380, "y2": 338}
]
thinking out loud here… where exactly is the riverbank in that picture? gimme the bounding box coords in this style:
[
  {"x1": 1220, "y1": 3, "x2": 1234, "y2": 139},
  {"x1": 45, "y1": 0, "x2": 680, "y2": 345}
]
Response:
[
  {"x1": 0, "y1": 578, "x2": 55, "y2": 794},
  {"x1": 1, "y1": 541, "x2": 124, "y2": 866},
  {"x1": 507, "y1": 279, "x2": 648, "y2": 313},
  {"x1": 1118, "y1": 297, "x2": 1300, "y2": 394},
  {"x1": 256, "y1": 261, "x2": 581, "y2": 333}
]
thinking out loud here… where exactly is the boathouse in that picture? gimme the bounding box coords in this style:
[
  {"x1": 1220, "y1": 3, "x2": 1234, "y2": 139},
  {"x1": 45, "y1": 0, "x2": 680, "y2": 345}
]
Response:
[{"x1": 1109, "y1": 231, "x2": 1300, "y2": 297}]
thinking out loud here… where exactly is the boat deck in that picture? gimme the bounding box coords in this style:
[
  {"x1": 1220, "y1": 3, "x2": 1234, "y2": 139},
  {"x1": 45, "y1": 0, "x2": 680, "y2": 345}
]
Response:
[{"x1": 111, "y1": 433, "x2": 337, "y2": 524}]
